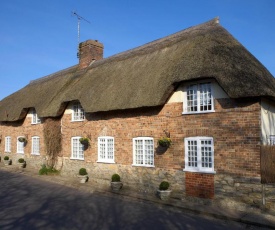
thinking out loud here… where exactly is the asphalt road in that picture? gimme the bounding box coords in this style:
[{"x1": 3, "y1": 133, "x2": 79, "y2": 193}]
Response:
[{"x1": 0, "y1": 170, "x2": 267, "y2": 230}]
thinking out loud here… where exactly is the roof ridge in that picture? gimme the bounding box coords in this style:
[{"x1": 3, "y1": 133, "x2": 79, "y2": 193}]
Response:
[
  {"x1": 88, "y1": 17, "x2": 220, "y2": 69},
  {"x1": 29, "y1": 65, "x2": 78, "y2": 85}
]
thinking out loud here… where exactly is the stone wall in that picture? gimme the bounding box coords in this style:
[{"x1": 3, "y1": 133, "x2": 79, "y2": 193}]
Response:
[
  {"x1": 215, "y1": 174, "x2": 275, "y2": 210},
  {"x1": 58, "y1": 157, "x2": 185, "y2": 197}
]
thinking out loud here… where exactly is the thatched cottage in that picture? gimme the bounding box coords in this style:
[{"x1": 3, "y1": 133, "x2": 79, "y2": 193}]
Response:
[{"x1": 1, "y1": 18, "x2": 275, "y2": 209}]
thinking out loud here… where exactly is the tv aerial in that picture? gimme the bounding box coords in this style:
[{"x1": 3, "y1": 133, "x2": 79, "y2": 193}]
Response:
[{"x1": 72, "y1": 11, "x2": 91, "y2": 57}]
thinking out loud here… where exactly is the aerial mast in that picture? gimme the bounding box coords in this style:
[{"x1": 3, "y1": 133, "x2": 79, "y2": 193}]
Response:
[{"x1": 72, "y1": 11, "x2": 91, "y2": 58}]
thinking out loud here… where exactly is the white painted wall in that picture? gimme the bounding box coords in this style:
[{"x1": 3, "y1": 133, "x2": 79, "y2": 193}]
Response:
[
  {"x1": 261, "y1": 98, "x2": 275, "y2": 145},
  {"x1": 64, "y1": 102, "x2": 73, "y2": 115},
  {"x1": 167, "y1": 79, "x2": 229, "y2": 103}
]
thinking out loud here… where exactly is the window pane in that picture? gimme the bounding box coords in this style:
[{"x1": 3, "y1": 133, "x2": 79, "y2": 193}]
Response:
[
  {"x1": 185, "y1": 83, "x2": 213, "y2": 113},
  {"x1": 187, "y1": 140, "x2": 198, "y2": 167},
  {"x1": 134, "y1": 138, "x2": 154, "y2": 166},
  {"x1": 107, "y1": 138, "x2": 114, "y2": 160},
  {"x1": 199, "y1": 83, "x2": 212, "y2": 112},
  {"x1": 73, "y1": 103, "x2": 85, "y2": 121},
  {"x1": 201, "y1": 139, "x2": 213, "y2": 168},
  {"x1": 5, "y1": 137, "x2": 11, "y2": 152},
  {"x1": 32, "y1": 137, "x2": 40, "y2": 154},
  {"x1": 187, "y1": 85, "x2": 198, "y2": 112},
  {"x1": 17, "y1": 138, "x2": 24, "y2": 153},
  {"x1": 98, "y1": 137, "x2": 114, "y2": 162},
  {"x1": 99, "y1": 138, "x2": 106, "y2": 159},
  {"x1": 71, "y1": 137, "x2": 84, "y2": 159}
]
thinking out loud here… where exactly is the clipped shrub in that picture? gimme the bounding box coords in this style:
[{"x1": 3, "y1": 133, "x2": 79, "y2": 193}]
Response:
[
  {"x1": 159, "y1": 181, "x2": 170, "y2": 191},
  {"x1": 79, "y1": 168, "x2": 88, "y2": 176},
  {"x1": 111, "y1": 173, "x2": 121, "y2": 182},
  {"x1": 18, "y1": 158, "x2": 25, "y2": 163},
  {"x1": 4, "y1": 156, "x2": 9, "y2": 161}
]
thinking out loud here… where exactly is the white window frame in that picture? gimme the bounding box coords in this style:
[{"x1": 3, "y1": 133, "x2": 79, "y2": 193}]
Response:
[
  {"x1": 32, "y1": 109, "x2": 41, "y2": 124},
  {"x1": 5, "y1": 136, "x2": 11, "y2": 152},
  {"x1": 31, "y1": 136, "x2": 40, "y2": 155},
  {"x1": 133, "y1": 137, "x2": 154, "y2": 167},
  {"x1": 17, "y1": 136, "x2": 24, "y2": 154},
  {"x1": 72, "y1": 102, "x2": 85, "y2": 121},
  {"x1": 184, "y1": 137, "x2": 215, "y2": 173},
  {"x1": 71, "y1": 137, "x2": 84, "y2": 160},
  {"x1": 97, "y1": 136, "x2": 115, "y2": 163},
  {"x1": 183, "y1": 82, "x2": 214, "y2": 114}
]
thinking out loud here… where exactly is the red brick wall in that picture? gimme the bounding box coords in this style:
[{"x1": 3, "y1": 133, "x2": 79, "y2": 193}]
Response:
[
  {"x1": 185, "y1": 172, "x2": 214, "y2": 199},
  {"x1": 78, "y1": 40, "x2": 103, "y2": 69},
  {"x1": 0, "y1": 97, "x2": 261, "y2": 179},
  {"x1": 60, "y1": 98, "x2": 261, "y2": 178},
  {"x1": 0, "y1": 116, "x2": 45, "y2": 157}
]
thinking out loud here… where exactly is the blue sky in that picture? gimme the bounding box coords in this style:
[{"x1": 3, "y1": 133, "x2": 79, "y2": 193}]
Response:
[{"x1": 0, "y1": 0, "x2": 275, "y2": 100}]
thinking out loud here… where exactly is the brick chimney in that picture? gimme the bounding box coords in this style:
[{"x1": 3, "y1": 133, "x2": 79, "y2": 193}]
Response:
[{"x1": 78, "y1": 40, "x2": 104, "y2": 69}]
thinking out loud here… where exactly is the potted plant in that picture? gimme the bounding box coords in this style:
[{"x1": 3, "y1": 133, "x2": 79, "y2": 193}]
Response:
[
  {"x1": 18, "y1": 137, "x2": 27, "y2": 143},
  {"x1": 110, "y1": 173, "x2": 123, "y2": 192},
  {"x1": 158, "y1": 137, "x2": 172, "y2": 148},
  {"x1": 79, "y1": 137, "x2": 89, "y2": 145},
  {"x1": 4, "y1": 156, "x2": 11, "y2": 165},
  {"x1": 78, "y1": 168, "x2": 88, "y2": 183},
  {"x1": 157, "y1": 181, "x2": 171, "y2": 200},
  {"x1": 18, "y1": 158, "x2": 26, "y2": 168}
]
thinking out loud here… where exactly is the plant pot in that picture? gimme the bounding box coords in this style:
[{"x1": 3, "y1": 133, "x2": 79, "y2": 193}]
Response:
[
  {"x1": 111, "y1": 181, "x2": 123, "y2": 192},
  {"x1": 18, "y1": 162, "x2": 26, "y2": 168},
  {"x1": 157, "y1": 189, "x2": 171, "y2": 201},
  {"x1": 4, "y1": 160, "x2": 10, "y2": 166},
  {"x1": 78, "y1": 175, "x2": 88, "y2": 183},
  {"x1": 159, "y1": 143, "x2": 170, "y2": 148}
]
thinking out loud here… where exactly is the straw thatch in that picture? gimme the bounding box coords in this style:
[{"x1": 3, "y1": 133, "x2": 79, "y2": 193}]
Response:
[{"x1": 0, "y1": 17, "x2": 275, "y2": 121}]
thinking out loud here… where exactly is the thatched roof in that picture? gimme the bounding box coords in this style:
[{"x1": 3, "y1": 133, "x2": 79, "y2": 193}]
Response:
[{"x1": 1, "y1": 17, "x2": 275, "y2": 121}]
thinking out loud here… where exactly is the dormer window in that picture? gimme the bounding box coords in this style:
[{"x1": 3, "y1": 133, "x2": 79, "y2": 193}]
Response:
[
  {"x1": 32, "y1": 109, "x2": 41, "y2": 124},
  {"x1": 72, "y1": 102, "x2": 85, "y2": 121},
  {"x1": 183, "y1": 82, "x2": 214, "y2": 114}
]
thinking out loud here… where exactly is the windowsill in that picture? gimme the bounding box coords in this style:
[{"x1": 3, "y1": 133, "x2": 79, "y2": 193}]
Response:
[
  {"x1": 183, "y1": 168, "x2": 216, "y2": 174},
  {"x1": 31, "y1": 153, "x2": 40, "y2": 155},
  {"x1": 71, "y1": 120, "x2": 85, "y2": 122},
  {"x1": 132, "y1": 164, "x2": 155, "y2": 168},
  {"x1": 97, "y1": 160, "x2": 115, "y2": 164},
  {"x1": 182, "y1": 110, "x2": 215, "y2": 115},
  {"x1": 70, "y1": 157, "x2": 84, "y2": 160},
  {"x1": 31, "y1": 123, "x2": 41, "y2": 125},
  {"x1": 17, "y1": 152, "x2": 24, "y2": 154}
]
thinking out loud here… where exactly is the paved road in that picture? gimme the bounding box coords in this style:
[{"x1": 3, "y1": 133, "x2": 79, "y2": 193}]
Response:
[{"x1": 0, "y1": 170, "x2": 267, "y2": 230}]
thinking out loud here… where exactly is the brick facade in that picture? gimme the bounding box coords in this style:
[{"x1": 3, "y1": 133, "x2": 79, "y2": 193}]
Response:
[
  {"x1": 58, "y1": 97, "x2": 262, "y2": 176},
  {"x1": 1, "y1": 97, "x2": 273, "y2": 209},
  {"x1": 0, "y1": 97, "x2": 262, "y2": 176},
  {"x1": 0, "y1": 115, "x2": 45, "y2": 167},
  {"x1": 185, "y1": 172, "x2": 214, "y2": 199}
]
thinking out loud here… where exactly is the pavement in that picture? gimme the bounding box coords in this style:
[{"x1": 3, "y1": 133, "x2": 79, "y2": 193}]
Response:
[{"x1": 1, "y1": 163, "x2": 275, "y2": 229}]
